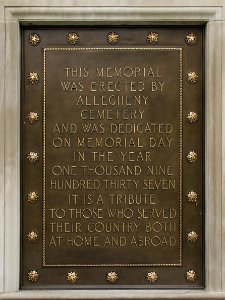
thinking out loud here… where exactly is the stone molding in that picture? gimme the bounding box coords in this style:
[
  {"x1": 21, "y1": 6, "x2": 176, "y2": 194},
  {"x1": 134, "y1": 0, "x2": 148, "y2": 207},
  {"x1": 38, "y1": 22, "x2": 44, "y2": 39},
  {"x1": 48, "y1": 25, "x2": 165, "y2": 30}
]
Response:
[
  {"x1": 4, "y1": 6, "x2": 222, "y2": 22},
  {"x1": 0, "y1": 1, "x2": 225, "y2": 299}
]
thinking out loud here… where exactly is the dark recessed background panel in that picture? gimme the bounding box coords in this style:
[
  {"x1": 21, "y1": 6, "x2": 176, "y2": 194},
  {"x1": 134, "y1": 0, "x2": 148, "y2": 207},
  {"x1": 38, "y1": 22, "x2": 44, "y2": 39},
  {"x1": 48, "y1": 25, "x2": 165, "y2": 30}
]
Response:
[{"x1": 21, "y1": 26, "x2": 204, "y2": 289}]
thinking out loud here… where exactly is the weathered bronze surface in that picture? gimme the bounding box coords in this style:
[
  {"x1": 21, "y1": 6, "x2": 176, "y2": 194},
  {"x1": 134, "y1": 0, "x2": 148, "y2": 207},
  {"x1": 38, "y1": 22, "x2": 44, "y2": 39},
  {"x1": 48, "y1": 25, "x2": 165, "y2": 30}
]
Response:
[{"x1": 21, "y1": 27, "x2": 204, "y2": 289}]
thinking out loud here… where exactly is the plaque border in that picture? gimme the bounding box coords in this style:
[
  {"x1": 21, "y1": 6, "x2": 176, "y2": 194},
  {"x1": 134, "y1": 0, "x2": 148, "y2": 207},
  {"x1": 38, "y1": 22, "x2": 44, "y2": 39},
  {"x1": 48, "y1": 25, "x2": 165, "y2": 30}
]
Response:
[{"x1": 43, "y1": 47, "x2": 183, "y2": 267}]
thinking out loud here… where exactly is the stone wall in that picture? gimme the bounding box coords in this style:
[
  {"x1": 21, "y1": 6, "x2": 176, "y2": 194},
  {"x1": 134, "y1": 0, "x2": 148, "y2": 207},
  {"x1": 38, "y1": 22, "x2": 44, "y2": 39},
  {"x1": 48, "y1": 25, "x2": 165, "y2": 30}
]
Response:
[{"x1": 0, "y1": 0, "x2": 225, "y2": 298}]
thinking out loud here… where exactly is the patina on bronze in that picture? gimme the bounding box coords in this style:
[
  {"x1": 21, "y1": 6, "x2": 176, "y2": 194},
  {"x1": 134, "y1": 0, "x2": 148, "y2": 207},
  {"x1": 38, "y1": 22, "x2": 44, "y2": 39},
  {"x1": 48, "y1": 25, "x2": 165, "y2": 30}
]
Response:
[{"x1": 21, "y1": 27, "x2": 204, "y2": 289}]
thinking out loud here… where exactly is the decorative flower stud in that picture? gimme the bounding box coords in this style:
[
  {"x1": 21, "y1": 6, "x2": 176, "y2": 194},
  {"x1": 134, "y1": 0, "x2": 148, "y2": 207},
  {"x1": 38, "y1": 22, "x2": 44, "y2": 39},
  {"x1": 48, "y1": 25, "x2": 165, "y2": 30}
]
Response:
[
  {"x1": 185, "y1": 33, "x2": 197, "y2": 46},
  {"x1": 187, "y1": 231, "x2": 198, "y2": 243},
  {"x1": 27, "y1": 151, "x2": 39, "y2": 163},
  {"x1": 187, "y1": 72, "x2": 198, "y2": 83},
  {"x1": 108, "y1": 32, "x2": 119, "y2": 44},
  {"x1": 67, "y1": 32, "x2": 79, "y2": 45},
  {"x1": 27, "y1": 191, "x2": 39, "y2": 204},
  {"x1": 147, "y1": 32, "x2": 159, "y2": 44},
  {"x1": 186, "y1": 270, "x2": 197, "y2": 282},
  {"x1": 27, "y1": 270, "x2": 39, "y2": 282},
  {"x1": 27, "y1": 231, "x2": 38, "y2": 243},
  {"x1": 27, "y1": 72, "x2": 39, "y2": 84},
  {"x1": 146, "y1": 271, "x2": 158, "y2": 283},
  {"x1": 187, "y1": 111, "x2": 198, "y2": 123},
  {"x1": 187, "y1": 191, "x2": 198, "y2": 204},
  {"x1": 27, "y1": 112, "x2": 39, "y2": 124},
  {"x1": 67, "y1": 271, "x2": 78, "y2": 283},
  {"x1": 187, "y1": 151, "x2": 198, "y2": 163},
  {"x1": 28, "y1": 33, "x2": 41, "y2": 46},
  {"x1": 107, "y1": 271, "x2": 118, "y2": 283}
]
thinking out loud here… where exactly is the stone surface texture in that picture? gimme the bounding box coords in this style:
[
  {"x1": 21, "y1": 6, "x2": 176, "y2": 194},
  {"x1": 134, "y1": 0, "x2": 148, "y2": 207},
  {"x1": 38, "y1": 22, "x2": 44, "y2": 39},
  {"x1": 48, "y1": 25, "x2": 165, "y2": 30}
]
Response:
[{"x1": 0, "y1": 0, "x2": 225, "y2": 299}]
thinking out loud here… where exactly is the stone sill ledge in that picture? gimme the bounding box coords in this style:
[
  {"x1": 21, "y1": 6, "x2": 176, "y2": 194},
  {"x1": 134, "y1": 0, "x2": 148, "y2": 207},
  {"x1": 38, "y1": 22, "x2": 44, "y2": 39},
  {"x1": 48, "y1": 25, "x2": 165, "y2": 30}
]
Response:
[{"x1": 1, "y1": 291, "x2": 225, "y2": 300}]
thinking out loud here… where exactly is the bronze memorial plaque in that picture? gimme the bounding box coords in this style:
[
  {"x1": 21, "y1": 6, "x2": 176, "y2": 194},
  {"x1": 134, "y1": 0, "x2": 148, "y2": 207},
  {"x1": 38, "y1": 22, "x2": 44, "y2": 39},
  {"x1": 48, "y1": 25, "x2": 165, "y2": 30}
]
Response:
[{"x1": 21, "y1": 27, "x2": 204, "y2": 288}]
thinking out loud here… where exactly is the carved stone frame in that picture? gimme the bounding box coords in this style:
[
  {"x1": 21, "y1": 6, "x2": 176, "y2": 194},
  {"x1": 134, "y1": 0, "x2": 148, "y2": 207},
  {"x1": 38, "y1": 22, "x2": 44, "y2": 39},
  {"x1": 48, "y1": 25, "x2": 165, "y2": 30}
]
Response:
[{"x1": 0, "y1": 2, "x2": 225, "y2": 299}]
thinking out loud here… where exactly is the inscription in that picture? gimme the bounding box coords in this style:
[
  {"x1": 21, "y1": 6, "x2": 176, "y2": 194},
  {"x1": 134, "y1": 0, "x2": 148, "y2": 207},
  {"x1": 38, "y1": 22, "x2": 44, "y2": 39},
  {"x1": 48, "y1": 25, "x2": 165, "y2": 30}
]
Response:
[{"x1": 43, "y1": 48, "x2": 182, "y2": 266}]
